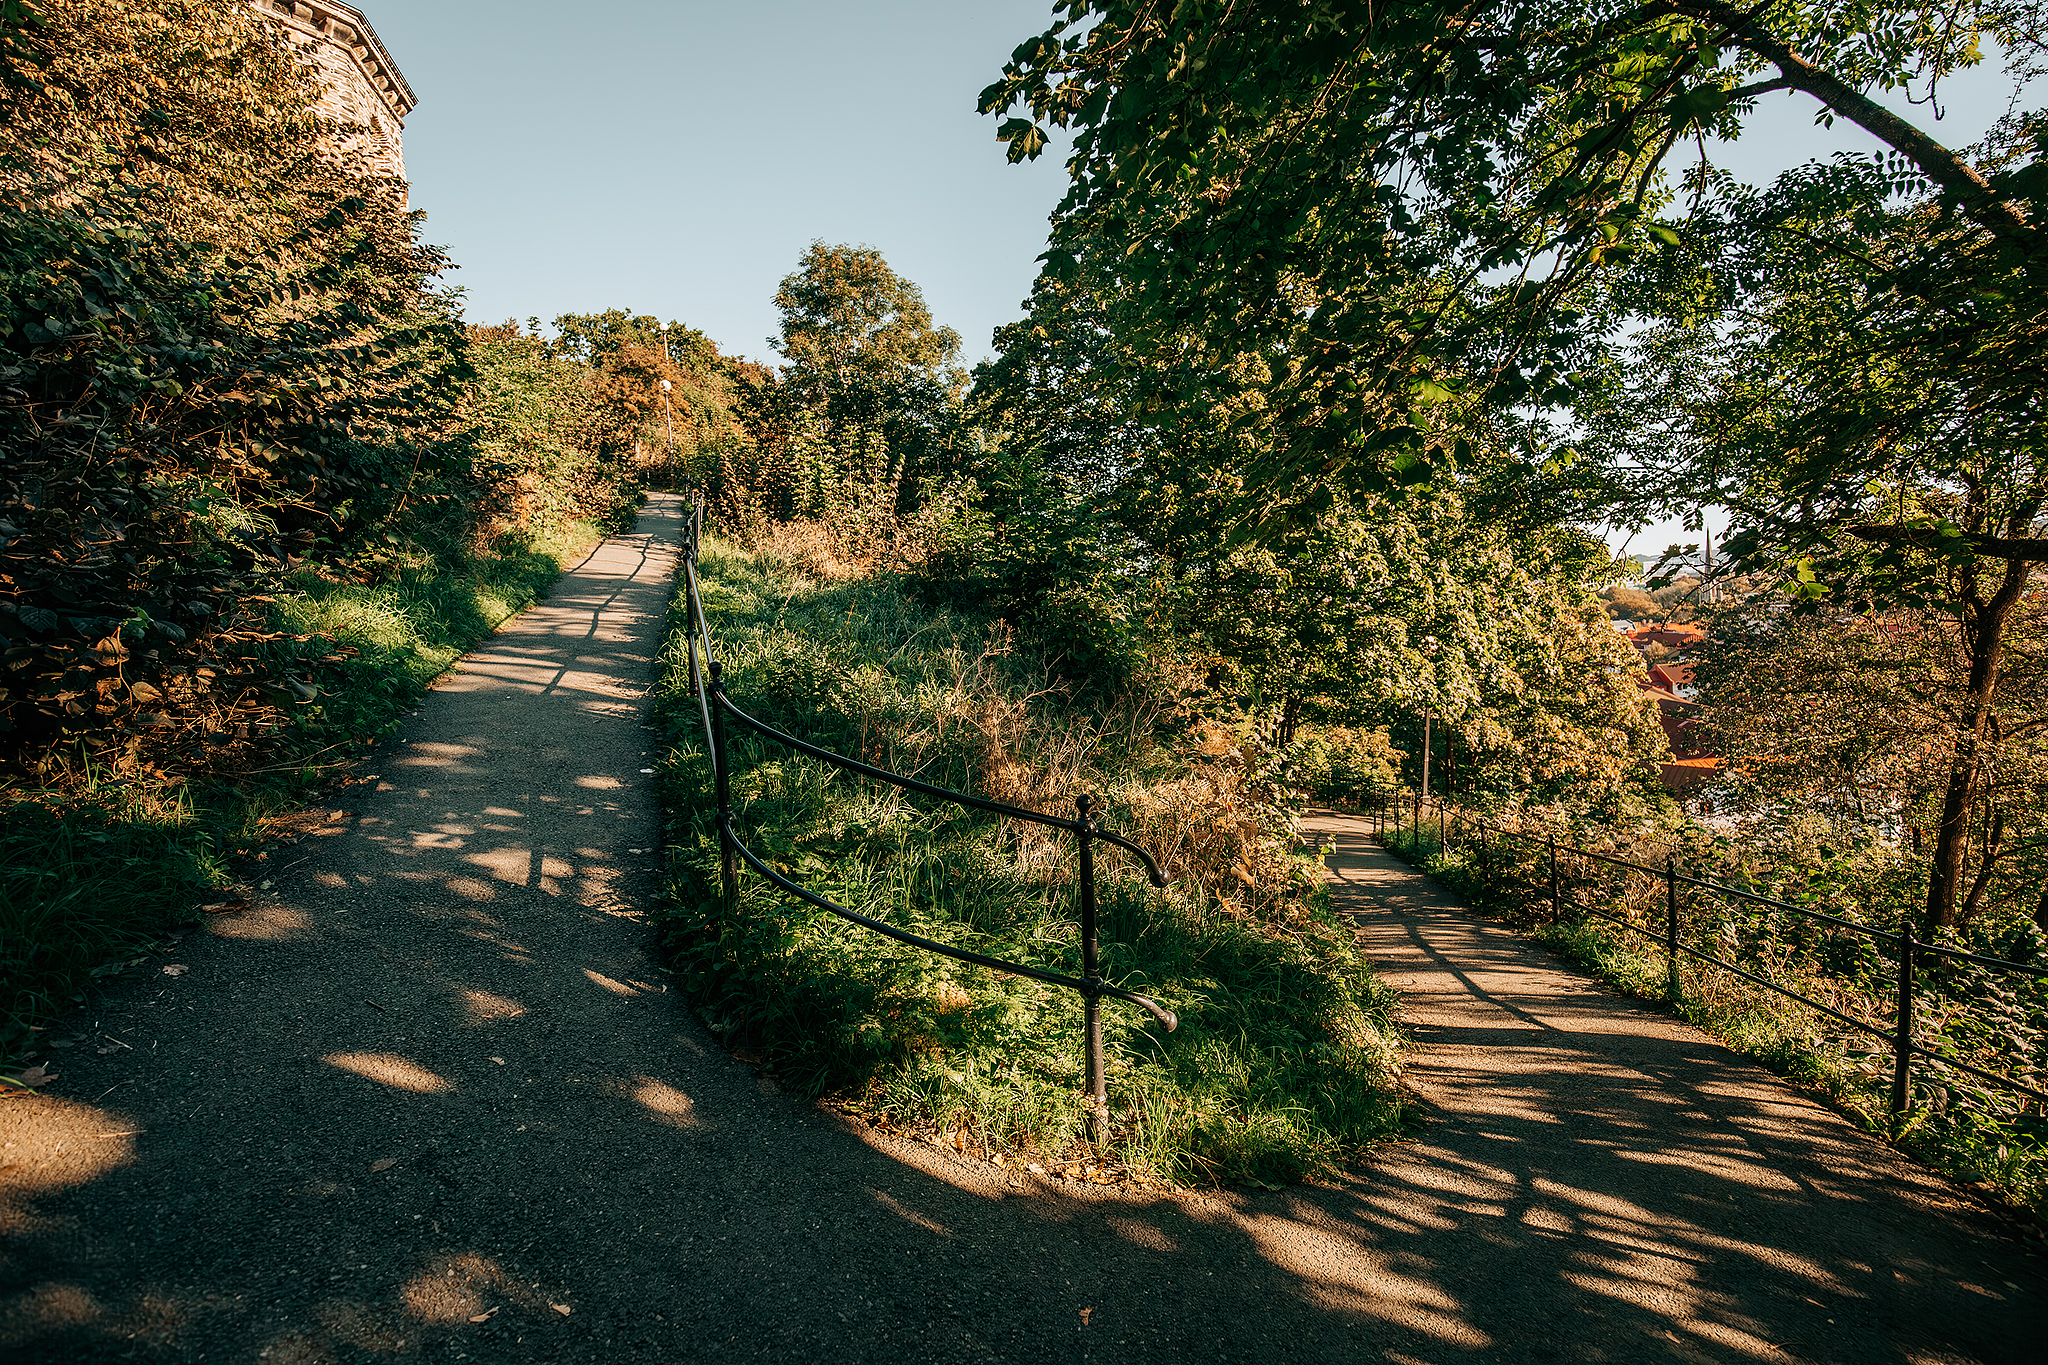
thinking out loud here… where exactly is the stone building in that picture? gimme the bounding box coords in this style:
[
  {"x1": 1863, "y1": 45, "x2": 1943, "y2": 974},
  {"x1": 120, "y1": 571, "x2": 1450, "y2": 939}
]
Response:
[{"x1": 246, "y1": 1, "x2": 415, "y2": 181}]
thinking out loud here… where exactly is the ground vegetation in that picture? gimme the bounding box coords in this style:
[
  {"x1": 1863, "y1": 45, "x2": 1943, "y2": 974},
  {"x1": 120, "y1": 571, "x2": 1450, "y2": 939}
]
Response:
[{"x1": 652, "y1": 538, "x2": 1406, "y2": 1185}]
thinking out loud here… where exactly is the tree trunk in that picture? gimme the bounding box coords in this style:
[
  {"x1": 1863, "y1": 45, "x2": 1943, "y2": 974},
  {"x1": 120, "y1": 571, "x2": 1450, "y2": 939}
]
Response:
[
  {"x1": 1926, "y1": 558, "x2": 2029, "y2": 929},
  {"x1": 1278, "y1": 695, "x2": 1302, "y2": 746},
  {"x1": 1420, "y1": 710, "x2": 1432, "y2": 800}
]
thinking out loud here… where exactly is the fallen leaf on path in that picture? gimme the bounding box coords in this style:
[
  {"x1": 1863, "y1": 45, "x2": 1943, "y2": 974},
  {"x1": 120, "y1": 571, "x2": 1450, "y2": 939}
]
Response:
[
  {"x1": 10, "y1": 1066, "x2": 55, "y2": 1089},
  {"x1": 199, "y1": 900, "x2": 249, "y2": 915},
  {"x1": 550, "y1": 1304, "x2": 572, "y2": 1316},
  {"x1": 161, "y1": 964, "x2": 188, "y2": 977},
  {"x1": 489, "y1": 1057, "x2": 505, "y2": 1065},
  {"x1": 370, "y1": 1158, "x2": 397, "y2": 1172},
  {"x1": 467, "y1": 1307, "x2": 499, "y2": 1323},
  {"x1": 1079, "y1": 1308, "x2": 1093, "y2": 1326}
]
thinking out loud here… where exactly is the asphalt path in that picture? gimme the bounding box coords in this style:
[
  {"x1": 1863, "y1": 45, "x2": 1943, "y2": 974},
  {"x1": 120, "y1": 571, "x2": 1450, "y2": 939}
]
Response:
[{"x1": 2, "y1": 498, "x2": 2042, "y2": 1363}]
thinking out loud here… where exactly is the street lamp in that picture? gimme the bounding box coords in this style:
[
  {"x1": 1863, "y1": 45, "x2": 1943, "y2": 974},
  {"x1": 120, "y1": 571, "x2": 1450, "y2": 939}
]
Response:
[{"x1": 658, "y1": 378, "x2": 674, "y2": 488}]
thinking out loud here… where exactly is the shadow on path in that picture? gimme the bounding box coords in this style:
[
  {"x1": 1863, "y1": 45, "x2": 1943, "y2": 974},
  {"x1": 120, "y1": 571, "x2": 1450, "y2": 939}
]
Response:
[{"x1": 0, "y1": 517, "x2": 2040, "y2": 1364}]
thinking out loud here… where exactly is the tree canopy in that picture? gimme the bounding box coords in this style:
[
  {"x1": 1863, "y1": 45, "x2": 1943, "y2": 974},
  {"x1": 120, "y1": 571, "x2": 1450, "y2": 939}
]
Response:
[{"x1": 981, "y1": 0, "x2": 2046, "y2": 512}]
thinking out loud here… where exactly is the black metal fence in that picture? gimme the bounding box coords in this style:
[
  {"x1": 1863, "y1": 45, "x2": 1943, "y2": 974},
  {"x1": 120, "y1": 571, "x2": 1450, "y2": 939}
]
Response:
[
  {"x1": 675, "y1": 498, "x2": 1177, "y2": 1140},
  {"x1": 1350, "y1": 790, "x2": 2048, "y2": 1117}
]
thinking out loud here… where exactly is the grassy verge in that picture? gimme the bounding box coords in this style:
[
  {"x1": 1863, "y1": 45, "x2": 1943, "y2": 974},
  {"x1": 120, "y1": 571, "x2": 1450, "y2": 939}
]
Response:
[
  {"x1": 0, "y1": 517, "x2": 616, "y2": 1055},
  {"x1": 1383, "y1": 820, "x2": 2048, "y2": 1223},
  {"x1": 649, "y1": 539, "x2": 1407, "y2": 1188}
]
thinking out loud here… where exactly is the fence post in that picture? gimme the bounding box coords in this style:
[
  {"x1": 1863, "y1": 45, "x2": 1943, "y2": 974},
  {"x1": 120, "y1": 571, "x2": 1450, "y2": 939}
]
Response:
[
  {"x1": 686, "y1": 598, "x2": 702, "y2": 703},
  {"x1": 1076, "y1": 793, "x2": 1108, "y2": 1145},
  {"x1": 1891, "y1": 924, "x2": 1916, "y2": 1118},
  {"x1": 709, "y1": 661, "x2": 737, "y2": 905},
  {"x1": 1548, "y1": 834, "x2": 1560, "y2": 921},
  {"x1": 1665, "y1": 853, "x2": 1680, "y2": 1003}
]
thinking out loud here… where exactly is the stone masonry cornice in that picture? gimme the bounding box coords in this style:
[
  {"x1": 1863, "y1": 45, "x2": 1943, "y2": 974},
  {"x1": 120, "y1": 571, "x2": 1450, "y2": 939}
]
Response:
[{"x1": 253, "y1": 0, "x2": 416, "y2": 126}]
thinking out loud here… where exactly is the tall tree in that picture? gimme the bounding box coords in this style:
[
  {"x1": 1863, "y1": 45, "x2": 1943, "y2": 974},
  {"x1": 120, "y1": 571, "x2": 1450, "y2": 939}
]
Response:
[
  {"x1": 770, "y1": 242, "x2": 966, "y2": 500},
  {"x1": 985, "y1": 0, "x2": 2045, "y2": 916},
  {"x1": 1587, "y1": 139, "x2": 2048, "y2": 926}
]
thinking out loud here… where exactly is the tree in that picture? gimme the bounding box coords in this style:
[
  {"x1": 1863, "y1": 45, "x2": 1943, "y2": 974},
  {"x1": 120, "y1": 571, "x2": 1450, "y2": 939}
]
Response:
[
  {"x1": 0, "y1": 0, "x2": 467, "y2": 765},
  {"x1": 964, "y1": 245, "x2": 1666, "y2": 803},
  {"x1": 981, "y1": 1, "x2": 2044, "y2": 513},
  {"x1": 1581, "y1": 112, "x2": 2046, "y2": 926},
  {"x1": 768, "y1": 242, "x2": 967, "y2": 511},
  {"x1": 985, "y1": 0, "x2": 2046, "y2": 918}
]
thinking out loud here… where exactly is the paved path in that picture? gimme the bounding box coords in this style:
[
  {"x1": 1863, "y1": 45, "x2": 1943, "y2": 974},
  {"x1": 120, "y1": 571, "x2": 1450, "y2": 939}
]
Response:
[
  {"x1": 1, "y1": 505, "x2": 2041, "y2": 1364},
  {"x1": 1294, "y1": 812, "x2": 2045, "y2": 1365}
]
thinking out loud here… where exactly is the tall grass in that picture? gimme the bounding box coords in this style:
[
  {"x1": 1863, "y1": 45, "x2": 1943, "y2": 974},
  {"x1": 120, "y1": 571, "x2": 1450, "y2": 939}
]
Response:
[
  {"x1": 1385, "y1": 813, "x2": 2048, "y2": 1219},
  {"x1": 0, "y1": 520, "x2": 610, "y2": 1054},
  {"x1": 651, "y1": 537, "x2": 1407, "y2": 1186}
]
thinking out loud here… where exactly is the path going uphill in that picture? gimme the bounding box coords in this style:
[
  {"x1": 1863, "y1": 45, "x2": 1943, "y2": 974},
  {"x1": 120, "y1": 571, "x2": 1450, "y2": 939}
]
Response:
[{"x1": 2, "y1": 499, "x2": 2041, "y2": 1363}]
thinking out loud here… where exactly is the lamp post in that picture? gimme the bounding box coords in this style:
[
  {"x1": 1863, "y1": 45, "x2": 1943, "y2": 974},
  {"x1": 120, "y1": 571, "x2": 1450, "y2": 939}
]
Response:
[{"x1": 658, "y1": 378, "x2": 674, "y2": 488}]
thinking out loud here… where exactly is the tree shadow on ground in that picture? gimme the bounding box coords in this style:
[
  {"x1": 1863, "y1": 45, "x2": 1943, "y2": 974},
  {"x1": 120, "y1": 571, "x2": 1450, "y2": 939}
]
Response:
[{"x1": 2, "y1": 507, "x2": 2041, "y2": 1365}]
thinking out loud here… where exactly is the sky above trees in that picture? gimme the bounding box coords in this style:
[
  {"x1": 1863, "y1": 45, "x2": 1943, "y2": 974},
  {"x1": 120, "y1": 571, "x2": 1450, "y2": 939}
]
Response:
[{"x1": 375, "y1": 0, "x2": 1070, "y2": 369}]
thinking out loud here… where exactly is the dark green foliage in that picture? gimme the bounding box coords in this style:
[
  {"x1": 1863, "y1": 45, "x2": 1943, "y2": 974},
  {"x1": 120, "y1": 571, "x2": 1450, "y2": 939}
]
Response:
[
  {"x1": 0, "y1": 796, "x2": 209, "y2": 1034},
  {"x1": 0, "y1": 0, "x2": 470, "y2": 767}
]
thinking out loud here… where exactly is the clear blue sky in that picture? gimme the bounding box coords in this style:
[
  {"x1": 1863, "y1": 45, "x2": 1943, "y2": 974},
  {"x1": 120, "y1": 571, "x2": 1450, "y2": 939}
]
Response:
[{"x1": 371, "y1": 0, "x2": 1068, "y2": 369}]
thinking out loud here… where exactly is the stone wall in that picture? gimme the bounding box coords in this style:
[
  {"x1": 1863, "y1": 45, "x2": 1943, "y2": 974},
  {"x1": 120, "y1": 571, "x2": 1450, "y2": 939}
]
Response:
[{"x1": 245, "y1": 1, "x2": 415, "y2": 182}]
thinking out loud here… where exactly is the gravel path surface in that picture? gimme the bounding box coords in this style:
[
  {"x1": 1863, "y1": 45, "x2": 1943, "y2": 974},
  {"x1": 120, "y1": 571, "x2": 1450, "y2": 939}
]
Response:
[{"x1": 2, "y1": 502, "x2": 2041, "y2": 1364}]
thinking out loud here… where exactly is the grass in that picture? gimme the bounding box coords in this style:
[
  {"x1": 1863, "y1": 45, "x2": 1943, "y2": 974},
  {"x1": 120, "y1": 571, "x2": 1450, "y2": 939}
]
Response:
[
  {"x1": 1383, "y1": 815, "x2": 2048, "y2": 1222},
  {"x1": 0, "y1": 517, "x2": 615, "y2": 1055},
  {"x1": 650, "y1": 537, "x2": 1407, "y2": 1188}
]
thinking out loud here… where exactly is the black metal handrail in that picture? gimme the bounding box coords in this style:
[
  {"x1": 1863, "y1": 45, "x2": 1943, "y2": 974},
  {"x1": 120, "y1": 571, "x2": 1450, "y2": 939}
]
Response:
[
  {"x1": 1347, "y1": 788, "x2": 2048, "y2": 1113},
  {"x1": 676, "y1": 499, "x2": 1177, "y2": 1140}
]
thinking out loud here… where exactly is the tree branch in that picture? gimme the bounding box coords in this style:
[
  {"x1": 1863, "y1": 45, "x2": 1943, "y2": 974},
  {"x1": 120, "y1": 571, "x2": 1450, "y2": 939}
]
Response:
[
  {"x1": 1674, "y1": 0, "x2": 2034, "y2": 251},
  {"x1": 1845, "y1": 523, "x2": 2048, "y2": 562}
]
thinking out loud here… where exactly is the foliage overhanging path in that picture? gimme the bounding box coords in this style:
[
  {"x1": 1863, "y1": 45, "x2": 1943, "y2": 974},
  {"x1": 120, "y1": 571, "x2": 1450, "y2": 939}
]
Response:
[{"x1": 1303, "y1": 812, "x2": 2046, "y2": 1361}]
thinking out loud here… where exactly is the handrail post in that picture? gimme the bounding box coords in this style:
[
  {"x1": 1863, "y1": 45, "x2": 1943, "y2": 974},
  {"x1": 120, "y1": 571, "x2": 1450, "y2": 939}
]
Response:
[
  {"x1": 1548, "y1": 833, "x2": 1560, "y2": 922},
  {"x1": 1891, "y1": 924, "x2": 1915, "y2": 1118},
  {"x1": 1665, "y1": 853, "x2": 1680, "y2": 1002},
  {"x1": 709, "y1": 660, "x2": 737, "y2": 905},
  {"x1": 686, "y1": 589, "x2": 703, "y2": 703},
  {"x1": 1076, "y1": 793, "x2": 1107, "y2": 1145}
]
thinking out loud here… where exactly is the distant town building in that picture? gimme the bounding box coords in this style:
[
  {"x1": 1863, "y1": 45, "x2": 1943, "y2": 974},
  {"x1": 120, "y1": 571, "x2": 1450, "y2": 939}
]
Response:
[
  {"x1": 246, "y1": 1, "x2": 414, "y2": 181},
  {"x1": 1622, "y1": 621, "x2": 1724, "y2": 792}
]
